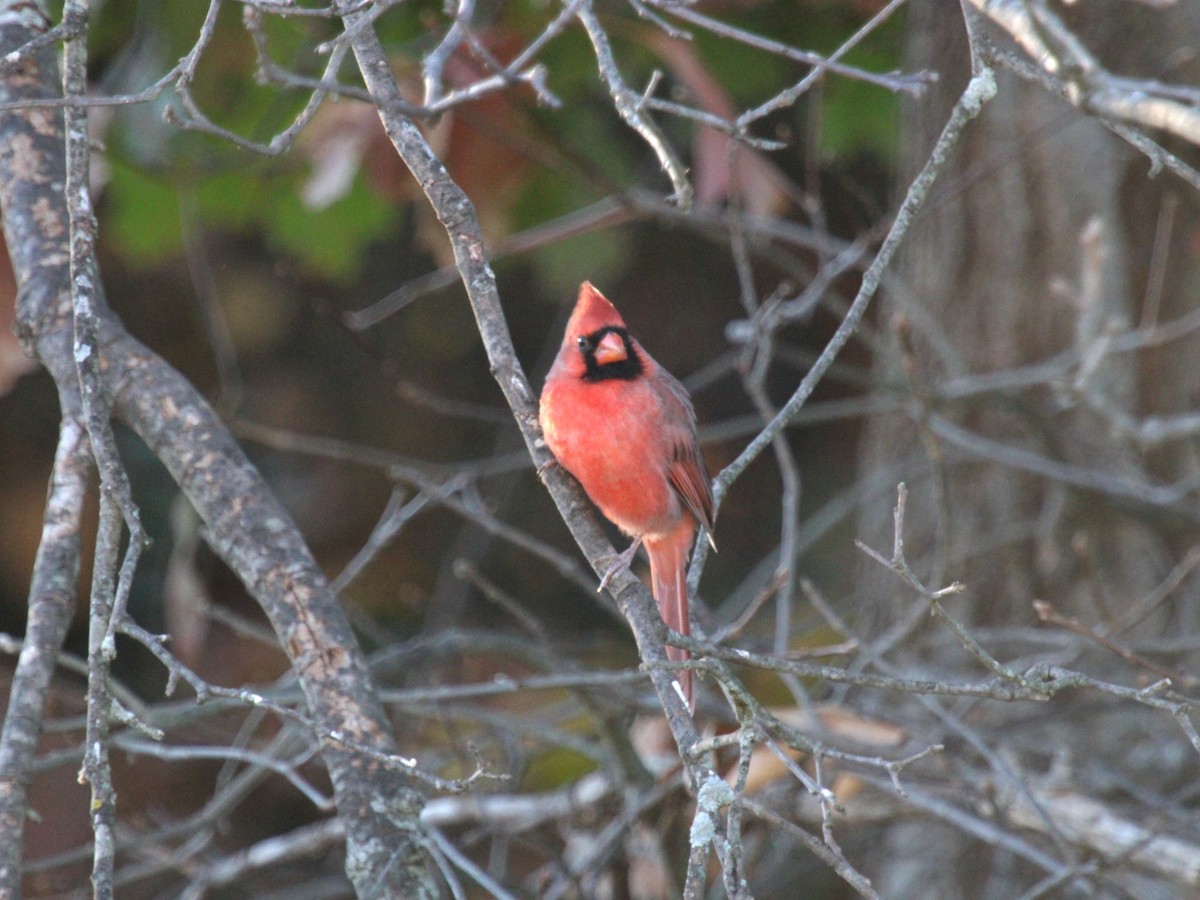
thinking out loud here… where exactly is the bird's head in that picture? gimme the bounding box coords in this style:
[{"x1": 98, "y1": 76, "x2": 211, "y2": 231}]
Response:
[{"x1": 562, "y1": 282, "x2": 644, "y2": 383}]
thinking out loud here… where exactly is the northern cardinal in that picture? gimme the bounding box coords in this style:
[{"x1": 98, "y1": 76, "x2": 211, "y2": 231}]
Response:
[{"x1": 539, "y1": 282, "x2": 715, "y2": 713}]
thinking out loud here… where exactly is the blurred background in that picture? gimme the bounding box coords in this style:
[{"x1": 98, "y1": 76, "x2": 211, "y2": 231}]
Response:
[
  {"x1": 0, "y1": 0, "x2": 888, "y2": 653},
  {"x1": 0, "y1": 2, "x2": 892, "y2": 894}
]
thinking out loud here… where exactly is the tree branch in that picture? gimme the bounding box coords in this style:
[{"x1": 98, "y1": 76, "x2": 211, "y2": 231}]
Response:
[
  {"x1": 0, "y1": 3, "x2": 436, "y2": 895},
  {"x1": 333, "y1": 3, "x2": 747, "y2": 893}
]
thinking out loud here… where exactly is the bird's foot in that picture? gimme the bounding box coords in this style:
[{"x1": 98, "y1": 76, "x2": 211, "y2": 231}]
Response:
[
  {"x1": 536, "y1": 457, "x2": 560, "y2": 479},
  {"x1": 596, "y1": 538, "x2": 643, "y2": 593}
]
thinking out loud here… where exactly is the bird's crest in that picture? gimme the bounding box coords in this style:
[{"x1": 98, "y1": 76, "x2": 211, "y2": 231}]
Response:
[{"x1": 566, "y1": 282, "x2": 626, "y2": 340}]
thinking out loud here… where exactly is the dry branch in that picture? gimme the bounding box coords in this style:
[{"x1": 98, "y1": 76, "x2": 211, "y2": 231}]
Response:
[
  {"x1": 0, "y1": 3, "x2": 434, "y2": 895},
  {"x1": 995, "y1": 778, "x2": 1200, "y2": 887}
]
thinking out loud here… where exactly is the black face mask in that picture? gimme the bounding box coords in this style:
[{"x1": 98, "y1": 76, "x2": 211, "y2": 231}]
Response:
[{"x1": 578, "y1": 326, "x2": 644, "y2": 382}]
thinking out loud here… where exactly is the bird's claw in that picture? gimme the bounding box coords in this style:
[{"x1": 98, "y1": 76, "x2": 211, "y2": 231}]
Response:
[
  {"x1": 536, "y1": 457, "x2": 560, "y2": 479},
  {"x1": 596, "y1": 538, "x2": 643, "y2": 593}
]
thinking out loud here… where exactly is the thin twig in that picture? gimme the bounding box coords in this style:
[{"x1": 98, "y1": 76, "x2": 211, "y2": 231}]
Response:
[
  {"x1": 714, "y1": 66, "x2": 998, "y2": 506},
  {"x1": 577, "y1": 1, "x2": 693, "y2": 208}
]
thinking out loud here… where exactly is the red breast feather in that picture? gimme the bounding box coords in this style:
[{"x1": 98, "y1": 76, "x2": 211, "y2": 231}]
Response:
[
  {"x1": 541, "y1": 367, "x2": 685, "y2": 538},
  {"x1": 540, "y1": 283, "x2": 684, "y2": 537}
]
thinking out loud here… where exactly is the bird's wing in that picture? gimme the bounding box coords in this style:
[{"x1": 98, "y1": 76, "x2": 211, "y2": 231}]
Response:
[{"x1": 656, "y1": 367, "x2": 717, "y2": 543}]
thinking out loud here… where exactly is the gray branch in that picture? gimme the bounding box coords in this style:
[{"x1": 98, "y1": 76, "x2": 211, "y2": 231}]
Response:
[{"x1": 0, "y1": 2, "x2": 435, "y2": 895}]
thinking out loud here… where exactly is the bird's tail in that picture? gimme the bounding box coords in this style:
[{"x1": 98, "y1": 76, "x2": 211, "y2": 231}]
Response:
[{"x1": 646, "y1": 524, "x2": 695, "y2": 714}]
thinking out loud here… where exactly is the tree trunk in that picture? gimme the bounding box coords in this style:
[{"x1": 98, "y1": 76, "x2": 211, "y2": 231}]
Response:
[{"x1": 857, "y1": 1, "x2": 1200, "y2": 893}]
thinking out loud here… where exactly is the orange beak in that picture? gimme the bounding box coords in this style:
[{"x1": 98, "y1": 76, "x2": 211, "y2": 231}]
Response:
[{"x1": 594, "y1": 331, "x2": 627, "y2": 366}]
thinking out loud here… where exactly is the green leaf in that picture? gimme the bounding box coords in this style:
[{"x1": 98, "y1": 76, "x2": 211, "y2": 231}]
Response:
[
  {"x1": 520, "y1": 746, "x2": 597, "y2": 791},
  {"x1": 815, "y1": 13, "x2": 903, "y2": 162},
  {"x1": 262, "y1": 173, "x2": 400, "y2": 282},
  {"x1": 821, "y1": 77, "x2": 899, "y2": 162},
  {"x1": 102, "y1": 163, "x2": 183, "y2": 266}
]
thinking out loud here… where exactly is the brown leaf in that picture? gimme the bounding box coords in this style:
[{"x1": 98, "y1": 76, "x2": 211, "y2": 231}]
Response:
[{"x1": 298, "y1": 31, "x2": 541, "y2": 263}]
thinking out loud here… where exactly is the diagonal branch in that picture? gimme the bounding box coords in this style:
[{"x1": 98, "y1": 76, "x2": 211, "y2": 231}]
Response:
[
  {"x1": 713, "y1": 65, "x2": 999, "y2": 506},
  {"x1": 576, "y1": 0, "x2": 693, "y2": 208},
  {"x1": 333, "y1": 3, "x2": 745, "y2": 894},
  {"x1": 967, "y1": 0, "x2": 1200, "y2": 146},
  {"x1": 0, "y1": 412, "x2": 90, "y2": 897},
  {"x1": 0, "y1": 3, "x2": 436, "y2": 896}
]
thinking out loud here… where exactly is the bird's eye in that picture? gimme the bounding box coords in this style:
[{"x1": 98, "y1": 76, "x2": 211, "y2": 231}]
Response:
[{"x1": 576, "y1": 336, "x2": 592, "y2": 352}]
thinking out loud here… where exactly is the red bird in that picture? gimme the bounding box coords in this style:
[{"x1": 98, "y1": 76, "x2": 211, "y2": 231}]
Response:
[{"x1": 539, "y1": 282, "x2": 715, "y2": 713}]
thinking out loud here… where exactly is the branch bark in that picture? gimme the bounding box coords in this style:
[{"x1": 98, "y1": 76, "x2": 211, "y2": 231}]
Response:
[
  {"x1": 0, "y1": 4, "x2": 434, "y2": 896},
  {"x1": 0, "y1": 5, "x2": 88, "y2": 894},
  {"x1": 994, "y1": 777, "x2": 1200, "y2": 887},
  {"x1": 333, "y1": 3, "x2": 748, "y2": 895},
  {"x1": 0, "y1": 411, "x2": 89, "y2": 895}
]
